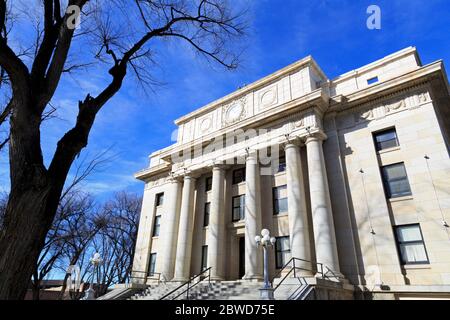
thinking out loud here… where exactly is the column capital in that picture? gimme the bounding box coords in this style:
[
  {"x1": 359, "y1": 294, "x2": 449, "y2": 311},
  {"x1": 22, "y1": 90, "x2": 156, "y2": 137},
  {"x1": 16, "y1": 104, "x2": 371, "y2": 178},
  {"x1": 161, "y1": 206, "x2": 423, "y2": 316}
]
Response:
[{"x1": 304, "y1": 131, "x2": 327, "y2": 145}]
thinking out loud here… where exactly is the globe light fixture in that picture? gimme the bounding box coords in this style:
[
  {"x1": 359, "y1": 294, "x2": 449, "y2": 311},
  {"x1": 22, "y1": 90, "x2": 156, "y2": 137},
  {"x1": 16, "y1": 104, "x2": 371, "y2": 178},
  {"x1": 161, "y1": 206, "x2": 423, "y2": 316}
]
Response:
[{"x1": 255, "y1": 229, "x2": 277, "y2": 300}]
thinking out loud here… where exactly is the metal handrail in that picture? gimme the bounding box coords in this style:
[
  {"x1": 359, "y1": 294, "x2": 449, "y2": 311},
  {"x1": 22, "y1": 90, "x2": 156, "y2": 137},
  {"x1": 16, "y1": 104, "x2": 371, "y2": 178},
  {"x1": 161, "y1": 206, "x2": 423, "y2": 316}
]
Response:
[
  {"x1": 272, "y1": 257, "x2": 324, "y2": 291},
  {"x1": 159, "y1": 267, "x2": 212, "y2": 300},
  {"x1": 130, "y1": 271, "x2": 163, "y2": 284}
]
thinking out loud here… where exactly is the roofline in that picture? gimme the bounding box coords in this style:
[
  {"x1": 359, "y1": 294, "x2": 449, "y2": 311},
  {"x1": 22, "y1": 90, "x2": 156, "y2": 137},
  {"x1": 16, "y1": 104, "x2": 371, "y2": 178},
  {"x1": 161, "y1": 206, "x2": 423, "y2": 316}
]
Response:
[
  {"x1": 174, "y1": 55, "x2": 324, "y2": 125},
  {"x1": 331, "y1": 46, "x2": 419, "y2": 83}
]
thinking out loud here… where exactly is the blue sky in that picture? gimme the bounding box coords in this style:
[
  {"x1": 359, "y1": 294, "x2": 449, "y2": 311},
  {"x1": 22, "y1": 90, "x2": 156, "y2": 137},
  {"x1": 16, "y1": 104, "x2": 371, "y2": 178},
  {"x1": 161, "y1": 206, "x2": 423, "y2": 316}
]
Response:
[{"x1": 1, "y1": 0, "x2": 449, "y2": 200}]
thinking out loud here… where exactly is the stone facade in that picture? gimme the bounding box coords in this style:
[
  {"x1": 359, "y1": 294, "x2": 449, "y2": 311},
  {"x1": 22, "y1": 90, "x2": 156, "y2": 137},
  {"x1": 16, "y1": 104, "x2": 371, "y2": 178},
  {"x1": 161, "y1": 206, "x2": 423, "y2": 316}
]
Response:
[{"x1": 132, "y1": 47, "x2": 450, "y2": 299}]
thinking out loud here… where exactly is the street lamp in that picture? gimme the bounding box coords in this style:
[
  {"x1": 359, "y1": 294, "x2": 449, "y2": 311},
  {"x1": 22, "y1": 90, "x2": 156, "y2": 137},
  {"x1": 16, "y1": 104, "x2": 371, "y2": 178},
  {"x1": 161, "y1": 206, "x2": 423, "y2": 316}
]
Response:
[
  {"x1": 84, "y1": 252, "x2": 103, "y2": 300},
  {"x1": 255, "y1": 229, "x2": 276, "y2": 300}
]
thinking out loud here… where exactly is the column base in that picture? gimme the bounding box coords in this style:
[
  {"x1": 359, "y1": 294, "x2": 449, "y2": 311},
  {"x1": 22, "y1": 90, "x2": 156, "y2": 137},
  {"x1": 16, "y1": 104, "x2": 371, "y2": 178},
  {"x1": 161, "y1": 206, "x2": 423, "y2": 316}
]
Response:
[
  {"x1": 171, "y1": 277, "x2": 189, "y2": 283},
  {"x1": 242, "y1": 274, "x2": 263, "y2": 282},
  {"x1": 259, "y1": 288, "x2": 275, "y2": 300},
  {"x1": 210, "y1": 276, "x2": 224, "y2": 281}
]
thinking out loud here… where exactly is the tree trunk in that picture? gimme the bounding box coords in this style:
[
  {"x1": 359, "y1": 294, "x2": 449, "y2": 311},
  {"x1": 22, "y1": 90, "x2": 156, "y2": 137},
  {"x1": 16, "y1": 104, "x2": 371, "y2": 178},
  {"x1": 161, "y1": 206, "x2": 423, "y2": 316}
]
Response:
[{"x1": 0, "y1": 100, "x2": 66, "y2": 300}]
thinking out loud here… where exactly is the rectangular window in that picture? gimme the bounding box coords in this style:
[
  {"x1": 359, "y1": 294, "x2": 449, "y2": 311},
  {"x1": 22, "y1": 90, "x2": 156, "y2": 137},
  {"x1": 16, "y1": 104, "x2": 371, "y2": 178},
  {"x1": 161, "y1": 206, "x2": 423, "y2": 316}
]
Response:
[
  {"x1": 152, "y1": 215, "x2": 161, "y2": 237},
  {"x1": 273, "y1": 185, "x2": 288, "y2": 215},
  {"x1": 201, "y1": 245, "x2": 208, "y2": 272},
  {"x1": 394, "y1": 224, "x2": 429, "y2": 265},
  {"x1": 232, "y1": 195, "x2": 245, "y2": 222},
  {"x1": 275, "y1": 236, "x2": 291, "y2": 269},
  {"x1": 367, "y1": 76, "x2": 379, "y2": 85},
  {"x1": 155, "y1": 193, "x2": 164, "y2": 207},
  {"x1": 148, "y1": 253, "x2": 157, "y2": 276},
  {"x1": 233, "y1": 168, "x2": 246, "y2": 185},
  {"x1": 381, "y1": 163, "x2": 412, "y2": 198},
  {"x1": 373, "y1": 128, "x2": 399, "y2": 151},
  {"x1": 205, "y1": 177, "x2": 213, "y2": 192},
  {"x1": 204, "y1": 203, "x2": 210, "y2": 227},
  {"x1": 277, "y1": 156, "x2": 286, "y2": 173}
]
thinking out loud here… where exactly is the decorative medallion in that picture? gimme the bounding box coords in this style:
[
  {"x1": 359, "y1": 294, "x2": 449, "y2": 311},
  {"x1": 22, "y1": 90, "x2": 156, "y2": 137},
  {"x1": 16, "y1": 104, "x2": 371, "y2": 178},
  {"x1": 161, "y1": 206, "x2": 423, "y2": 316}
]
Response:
[
  {"x1": 222, "y1": 96, "x2": 247, "y2": 126},
  {"x1": 259, "y1": 86, "x2": 278, "y2": 109},
  {"x1": 199, "y1": 116, "x2": 212, "y2": 133}
]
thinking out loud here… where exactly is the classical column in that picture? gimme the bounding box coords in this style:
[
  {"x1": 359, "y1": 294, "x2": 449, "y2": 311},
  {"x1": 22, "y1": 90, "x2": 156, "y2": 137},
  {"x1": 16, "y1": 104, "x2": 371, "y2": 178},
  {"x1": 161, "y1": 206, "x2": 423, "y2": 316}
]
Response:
[
  {"x1": 305, "y1": 134, "x2": 341, "y2": 275},
  {"x1": 173, "y1": 175, "x2": 197, "y2": 281},
  {"x1": 244, "y1": 152, "x2": 263, "y2": 280},
  {"x1": 208, "y1": 165, "x2": 226, "y2": 280},
  {"x1": 285, "y1": 142, "x2": 312, "y2": 273},
  {"x1": 159, "y1": 178, "x2": 182, "y2": 281}
]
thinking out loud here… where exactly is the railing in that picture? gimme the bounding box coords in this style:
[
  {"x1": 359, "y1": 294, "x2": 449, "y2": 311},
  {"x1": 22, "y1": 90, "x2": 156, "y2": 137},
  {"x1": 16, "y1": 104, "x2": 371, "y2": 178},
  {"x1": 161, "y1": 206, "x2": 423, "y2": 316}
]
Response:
[
  {"x1": 130, "y1": 271, "x2": 163, "y2": 285},
  {"x1": 160, "y1": 268, "x2": 212, "y2": 300},
  {"x1": 272, "y1": 257, "x2": 323, "y2": 291}
]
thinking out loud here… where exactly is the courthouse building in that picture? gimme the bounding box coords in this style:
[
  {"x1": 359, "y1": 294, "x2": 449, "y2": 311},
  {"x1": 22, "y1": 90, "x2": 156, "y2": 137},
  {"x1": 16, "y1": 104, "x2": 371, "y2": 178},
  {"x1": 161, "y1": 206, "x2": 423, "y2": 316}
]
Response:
[{"x1": 132, "y1": 47, "x2": 450, "y2": 299}]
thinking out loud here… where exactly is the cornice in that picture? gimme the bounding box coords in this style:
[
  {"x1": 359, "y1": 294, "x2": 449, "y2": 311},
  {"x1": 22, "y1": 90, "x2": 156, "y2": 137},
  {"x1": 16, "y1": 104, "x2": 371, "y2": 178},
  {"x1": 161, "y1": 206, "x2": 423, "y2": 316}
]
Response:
[{"x1": 174, "y1": 55, "x2": 321, "y2": 125}]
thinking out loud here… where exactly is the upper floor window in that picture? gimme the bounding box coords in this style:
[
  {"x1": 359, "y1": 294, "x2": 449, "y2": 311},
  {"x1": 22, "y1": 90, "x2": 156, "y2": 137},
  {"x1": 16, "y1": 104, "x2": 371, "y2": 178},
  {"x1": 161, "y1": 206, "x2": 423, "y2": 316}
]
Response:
[
  {"x1": 205, "y1": 177, "x2": 213, "y2": 192},
  {"x1": 233, "y1": 168, "x2": 246, "y2": 185},
  {"x1": 381, "y1": 162, "x2": 412, "y2": 198},
  {"x1": 367, "y1": 76, "x2": 379, "y2": 85},
  {"x1": 204, "y1": 202, "x2": 210, "y2": 227},
  {"x1": 232, "y1": 195, "x2": 245, "y2": 222},
  {"x1": 273, "y1": 185, "x2": 288, "y2": 215},
  {"x1": 155, "y1": 193, "x2": 164, "y2": 207},
  {"x1": 152, "y1": 215, "x2": 161, "y2": 237},
  {"x1": 373, "y1": 128, "x2": 399, "y2": 151},
  {"x1": 275, "y1": 236, "x2": 291, "y2": 269},
  {"x1": 394, "y1": 224, "x2": 429, "y2": 265},
  {"x1": 277, "y1": 156, "x2": 286, "y2": 173},
  {"x1": 201, "y1": 245, "x2": 208, "y2": 272}
]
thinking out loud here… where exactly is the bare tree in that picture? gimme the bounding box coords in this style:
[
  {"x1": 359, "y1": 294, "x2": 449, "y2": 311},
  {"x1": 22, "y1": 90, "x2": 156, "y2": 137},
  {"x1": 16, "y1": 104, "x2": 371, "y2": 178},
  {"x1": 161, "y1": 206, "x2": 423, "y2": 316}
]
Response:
[
  {"x1": 0, "y1": 0, "x2": 246, "y2": 299},
  {"x1": 93, "y1": 191, "x2": 141, "y2": 295}
]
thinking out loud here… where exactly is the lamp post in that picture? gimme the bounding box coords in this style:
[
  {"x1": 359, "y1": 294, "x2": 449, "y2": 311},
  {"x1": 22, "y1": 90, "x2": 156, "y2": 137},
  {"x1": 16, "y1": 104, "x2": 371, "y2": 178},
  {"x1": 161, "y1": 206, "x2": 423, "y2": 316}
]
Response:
[
  {"x1": 255, "y1": 229, "x2": 276, "y2": 300},
  {"x1": 84, "y1": 252, "x2": 103, "y2": 300}
]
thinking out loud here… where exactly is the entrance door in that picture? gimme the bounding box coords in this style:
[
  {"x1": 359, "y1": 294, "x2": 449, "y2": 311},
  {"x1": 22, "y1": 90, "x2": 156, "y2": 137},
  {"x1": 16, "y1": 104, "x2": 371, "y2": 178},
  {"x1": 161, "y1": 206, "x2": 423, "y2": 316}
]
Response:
[{"x1": 239, "y1": 237, "x2": 245, "y2": 279}]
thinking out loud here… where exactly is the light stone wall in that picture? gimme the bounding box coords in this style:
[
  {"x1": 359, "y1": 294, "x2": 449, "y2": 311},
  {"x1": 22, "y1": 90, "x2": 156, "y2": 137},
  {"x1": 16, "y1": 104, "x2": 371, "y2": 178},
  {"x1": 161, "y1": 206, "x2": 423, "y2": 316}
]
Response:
[{"x1": 133, "y1": 47, "x2": 450, "y2": 297}]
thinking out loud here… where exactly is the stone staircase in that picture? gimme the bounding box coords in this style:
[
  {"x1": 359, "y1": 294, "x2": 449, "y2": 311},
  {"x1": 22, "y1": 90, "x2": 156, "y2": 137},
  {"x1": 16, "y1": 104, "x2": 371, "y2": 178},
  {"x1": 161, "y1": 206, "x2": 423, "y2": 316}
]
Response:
[{"x1": 130, "y1": 281, "x2": 263, "y2": 300}]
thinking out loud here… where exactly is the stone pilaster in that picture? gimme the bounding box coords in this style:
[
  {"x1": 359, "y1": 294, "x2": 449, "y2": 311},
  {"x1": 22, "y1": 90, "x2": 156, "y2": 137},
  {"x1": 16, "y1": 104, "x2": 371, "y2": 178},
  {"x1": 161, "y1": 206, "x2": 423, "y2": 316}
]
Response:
[
  {"x1": 244, "y1": 152, "x2": 263, "y2": 280},
  {"x1": 173, "y1": 175, "x2": 197, "y2": 281},
  {"x1": 208, "y1": 165, "x2": 226, "y2": 280},
  {"x1": 159, "y1": 178, "x2": 182, "y2": 280},
  {"x1": 285, "y1": 141, "x2": 312, "y2": 273},
  {"x1": 305, "y1": 134, "x2": 341, "y2": 275}
]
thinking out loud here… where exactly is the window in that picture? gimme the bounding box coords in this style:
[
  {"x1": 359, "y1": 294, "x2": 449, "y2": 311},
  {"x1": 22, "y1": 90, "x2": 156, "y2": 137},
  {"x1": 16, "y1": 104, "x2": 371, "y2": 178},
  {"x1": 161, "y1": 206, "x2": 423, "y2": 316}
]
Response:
[
  {"x1": 367, "y1": 76, "x2": 379, "y2": 85},
  {"x1": 204, "y1": 203, "x2": 210, "y2": 227},
  {"x1": 381, "y1": 163, "x2": 412, "y2": 198},
  {"x1": 155, "y1": 193, "x2": 164, "y2": 207},
  {"x1": 273, "y1": 185, "x2": 288, "y2": 215},
  {"x1": 201, "y1": 246, "x2": 208, "y2": 272},
  {"x1": 152, "y1": 215, "x2": 161, "y2": 237},
  {"x1": 148, "y1": 253, "x2": 157, "y2": 276},
  {"x1": 394, "y1": 224, "x2": 429, "y2": 265},
  {"x1": 275, "y1": 236, "x2": 291, "y2": 269},
  {"x1": 233, "y1": 168, "x2": 246, "y2": 184},
  {"x1": 232, "y1": 195, "x2": 245, "y2": 222},
  {"x1": 373, "y1": 128, "x2": 399, "y2": 151},
  {"x1": 205, "y1": 177, "x2": 213, "y2": 192},
  {"x1": 277, "y1": 156, "x2": 286, "y2": 173}
]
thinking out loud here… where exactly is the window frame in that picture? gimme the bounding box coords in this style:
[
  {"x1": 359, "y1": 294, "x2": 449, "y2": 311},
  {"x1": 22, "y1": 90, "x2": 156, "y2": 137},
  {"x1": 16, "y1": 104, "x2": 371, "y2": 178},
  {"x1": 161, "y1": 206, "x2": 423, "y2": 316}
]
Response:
[
  {"x1": 232, "y1": 195, "x2": 245, "y2": 222},
  {"x1": 152, "y1": 215, "x2": 161, "y2": 237},
  {"x1": 155, "y1": 192, "x2": 164, "y2": 207},
  {"x1": 148, "y1": 253, "x2": 157, "y2": 276},
  {"x1": 373, "y1": 128, "x2": 399, "y2": 152},
  {"x1": 273, "y1": 185, "x2": 288, "y2": 215},
  {"x1": 381, "y1": 162, "x2": 412, "y2": 198},
  {"x1": 205, "y1": 177, "x2": 213, "y2": 192},
  {"x1": 232, "y1": 168, "x2": 246, "y2": 185},
  {"x1": 275, "y1": 236, "x2": 291, "y2": 269},
  {"x1": 277, "y1": 155, "x2": 286, "y2": 173},
  {"x1": 204, "y1": 202, "x2": 210, "y2": 227},
  {"x1": 201, "y1": 245, "x2": 208, "y2": 272},
  {"x1": 394, "y1": 224, "x2": 429, "y2": 265}
]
